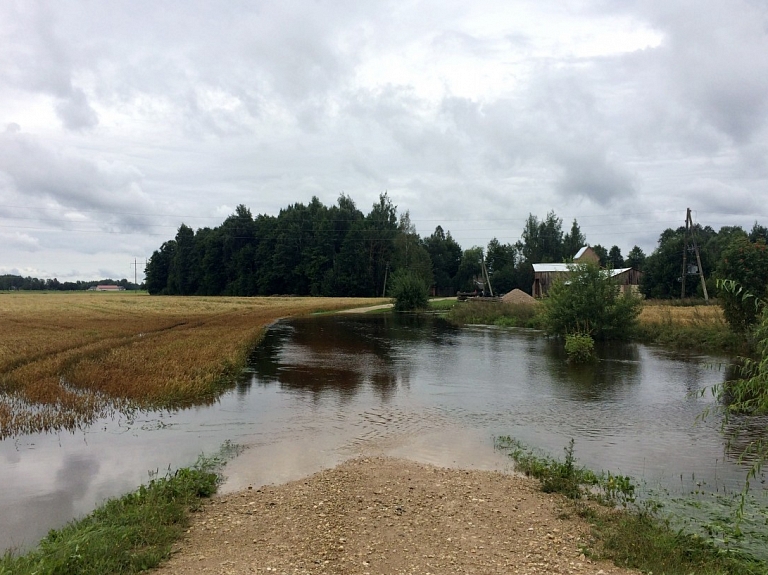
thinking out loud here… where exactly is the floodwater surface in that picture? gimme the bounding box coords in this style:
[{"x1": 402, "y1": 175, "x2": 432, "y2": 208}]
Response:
[{"x1": 0, "y1": 314, "x2": 761, "y2": 552}]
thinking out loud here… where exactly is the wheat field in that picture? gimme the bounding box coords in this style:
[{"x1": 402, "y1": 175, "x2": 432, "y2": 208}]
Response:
[
  {"x1": 0, "y1": 292, "x2": 383, "y2": 439},
  {"x1": 639, "y1": 301, "x2": 726, "y2": 327}
]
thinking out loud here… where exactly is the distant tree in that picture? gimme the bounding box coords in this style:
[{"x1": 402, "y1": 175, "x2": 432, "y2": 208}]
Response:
[
  {"x1": 641, "y1": 229, "x2": 686, "y2": 299},
  {"x1": 145, "y1": 240, "x2": 177, "y2": 295},
  {"x1": 486, "y1": 238, "x2": 517, "y2": 294},
  {"x1": 538, "y1": 211, "x2": 564, "y2": 263},
  {"x1": 749, "y1": 222, "x2": 768, "y2": 244},
  {"x1": 607, "y1": 246, "x2": 624, "y2": 269},
  {"x1": 590, "y1": 244, "x2": 609, "y2": 267},
  {"x1": 454, "y1": 247, "x2": 484, "y2": 292},
  {"x1": 562, "y1": 219, "x2": 586, "y2": 260},
  {"x1": 423, "y1": 225, "x2": 462, "y2": 295},
  {"x1": 717, "y1": 237, "x2": 768, "y2": 331},
  {"x1": 392, "y1": 211, "x2": 433, "y2": 289},
  {"x1": 167, "y1": 224, "x2": 198, "y2": 295},
  {"x1": 625, "y1": 246, "x2": 646, "y2": 271}
]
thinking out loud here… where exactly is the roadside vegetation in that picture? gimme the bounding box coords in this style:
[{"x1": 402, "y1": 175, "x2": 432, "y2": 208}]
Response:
[
  {"x1": 496, "y1": 437, "x2": 768, "y2": 575},
  {"x1": 0, "y1": 454, "x2": 222, "y2": 575},
  {"x1": 0, "y1": 292, "x2": 384, "y2": 439}
]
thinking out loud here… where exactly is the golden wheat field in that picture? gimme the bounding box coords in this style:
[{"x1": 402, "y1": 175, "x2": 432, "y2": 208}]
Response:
[
  {"x1": 639, "y1": 301, "x2": 726, "y2": 327},
  {"x1": 0, "y1": 292, "x2": 384, "y2": 440}
]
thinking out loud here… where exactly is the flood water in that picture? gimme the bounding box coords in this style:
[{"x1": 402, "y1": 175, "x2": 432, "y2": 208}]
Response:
[{"x1": 0, "y1": 314, "x2": 763, "y2": 552}]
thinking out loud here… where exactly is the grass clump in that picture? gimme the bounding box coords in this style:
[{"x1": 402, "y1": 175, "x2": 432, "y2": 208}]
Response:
[
  {"x1": 496, "y1": 437, "x2": 768, "y2": 575},
  {"x1": 0, "y1": 456, "x2": 220, "y2": 575}
]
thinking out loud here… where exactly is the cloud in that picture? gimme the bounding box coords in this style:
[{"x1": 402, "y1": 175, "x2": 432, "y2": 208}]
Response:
[
  {"x1": 55, "y1": 87, "x2": 98, "y2": 131},
  {"x1": 0, "y1": 231, "x2": 40, "y2": 252},
  {"x1": 0, "y1": 130, "x2": 154, "y2": 231}
]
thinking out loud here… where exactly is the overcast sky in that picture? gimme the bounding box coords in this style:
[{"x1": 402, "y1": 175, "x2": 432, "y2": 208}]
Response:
[{"x1": 1, "y1": 0, "x2": 767, "y2": 282}]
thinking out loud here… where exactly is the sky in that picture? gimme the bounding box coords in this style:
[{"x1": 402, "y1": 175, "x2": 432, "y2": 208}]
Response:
[{"x1": 1, "y1": 0, "x2": 767, "y2": 283}]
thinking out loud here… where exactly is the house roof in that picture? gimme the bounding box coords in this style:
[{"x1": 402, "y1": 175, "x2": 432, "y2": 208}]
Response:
[
  {"x1": 573, "y1": 246, "x2": 589, "y2": 260},
  {"x1": 532, "y1": 264, "x2": 633, "y2": 276},
  {"x1": 532, "y1": 263, "x2": 573, "y2": 273}
]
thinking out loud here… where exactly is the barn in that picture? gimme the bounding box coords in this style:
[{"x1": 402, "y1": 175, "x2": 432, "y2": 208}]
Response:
[{"x1": 531, "y1": 247, "x2": 642, "y2": 298}]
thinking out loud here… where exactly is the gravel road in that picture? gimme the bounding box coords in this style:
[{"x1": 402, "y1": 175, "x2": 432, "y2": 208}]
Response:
[{"x1": 154, "y1": 457, "x2": 637, "y2": 575}]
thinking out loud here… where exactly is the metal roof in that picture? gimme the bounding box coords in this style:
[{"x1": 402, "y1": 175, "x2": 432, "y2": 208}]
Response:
[
  {"x1": 532, "y1": 264, "x2": 633, "y2": 276},
  {"x1": 532, "y1": 263, "x2": 573, "y2": 273},
  {"x1": 573, "y1": 246, "x2": 589, "y2": 259}
]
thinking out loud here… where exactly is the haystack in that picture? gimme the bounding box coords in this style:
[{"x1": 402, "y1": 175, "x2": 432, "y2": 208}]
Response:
[{"x1": 501, "y1": 289, "x2": 537, "y2": 305}]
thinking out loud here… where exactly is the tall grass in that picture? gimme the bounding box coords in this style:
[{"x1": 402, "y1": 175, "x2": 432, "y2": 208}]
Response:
[
  {"x1": 497, "y1": 437, "x2": 768, "y2": 575},
  {"x1": 0, "y1": 293, "x2": 384, "y2": 439},
  {"x1": 636, "y1": 302, "x2": 746, "y2": 353}
]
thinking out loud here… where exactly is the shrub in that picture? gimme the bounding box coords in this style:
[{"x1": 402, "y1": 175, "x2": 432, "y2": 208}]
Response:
[
  {"x1": 542, "y1": 262, "x2": 641, "y2": 340},
  {"x1": 717, "y1": 238, "x2": 768, "y2": 331},
  {"x1": 389, "y1": 270, "x2": 429, "y2": 312},
  {"x1": 564, "y1": 333, "x2": 595, "y2": 363}
]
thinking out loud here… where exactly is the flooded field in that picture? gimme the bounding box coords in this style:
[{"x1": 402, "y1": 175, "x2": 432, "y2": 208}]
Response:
[{"x1": 0, "y1": 313, "x2": 761, "y2": 552}]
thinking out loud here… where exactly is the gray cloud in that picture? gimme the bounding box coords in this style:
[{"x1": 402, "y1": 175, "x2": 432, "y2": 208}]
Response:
[{"x1": 1, "y1": 1, "x2": 767, "y2": 278}]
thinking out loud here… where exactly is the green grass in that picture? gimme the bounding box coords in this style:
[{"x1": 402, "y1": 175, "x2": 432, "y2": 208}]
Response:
[
  {"x1": 496, "y1": 437, "x2": 768, "y2": 575},
  {"x1": 445, "y1": 300, "x2": 543, "y2": 328},
  {"x1": 635, "y1": 321, "x2": 748, "y2": 354},
  {"x1": 0, "y1": 456, "x2": 222, "y2": 575},
  {"x1": 427, "y1": 298, "x2": 459, "y2": 312}
]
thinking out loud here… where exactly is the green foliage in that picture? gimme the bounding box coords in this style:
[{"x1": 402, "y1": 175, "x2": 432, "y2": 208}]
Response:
[
  {"x1": 389, "y1": 270, "x2": 429, "y2": 311},
  {"x1": 496, "y1": 437, "x2": 599, "y2": 500},
  {"x1": 542, "y1": 262, "x2": 641, "y2": 340},
  {"x1": 564, "y1": 333, "x2": 595, "y2": 363},
  {"x1": 625, "y1": 245, "x2": 645, "y2": 271},
  {"x1": 422, "y1": 225, "x2": 462, "y2": 295},
  {"x1": 1, "y1": 457, "x2": 220, "y2": 575},
  {"x1": 717, "y1": 238, "x2": 768, "y2": 331}
]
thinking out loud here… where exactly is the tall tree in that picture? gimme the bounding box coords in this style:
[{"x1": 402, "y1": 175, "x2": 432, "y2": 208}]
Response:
[
  {"x1": 167, "y1": 224, "x2": 198, "y2": 295},
  {"x1": 486, "y1": 238, "x2": 517, "y2": 294},
  {"x1": 392, "y1": 211, "x2": 433, "y2": 289},
  {"x1": 146, "y1": 240, "x2": 177, "y2": 295},
  {"x1": 607, "y1": 245, "x2": 624, "y2": 268},
  {"x1": 625, "y1": 246, "x2": 646, "y2": 271},
  {"x1": 590, "y1": 244, "x2": 609, "y2": 267},
  {"x1": 423, "y1": 225, "x2": 462, "y2": 295},
  {"x1": 562, "y1": 219, "x2": 586, "y2": 260},
  {"x1": 454, "y1": 247, "x2": 484, "y2": 292}
]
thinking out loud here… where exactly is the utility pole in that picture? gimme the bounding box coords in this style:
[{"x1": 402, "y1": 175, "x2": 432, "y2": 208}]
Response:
[
  {"x1": 382, "y1": 262, "x2": 389, "y2": 298},
  {"x1": 130, "y1": 258, "x2": 146, "y2": 289},
  {"x1": 681, "y1": 208, "x2": 709, "y2": 302}
]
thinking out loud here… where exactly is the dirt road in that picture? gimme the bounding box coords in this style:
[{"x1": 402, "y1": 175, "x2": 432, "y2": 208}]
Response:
[{"x1": 155, "y1": 457, "x2": 637, "y2": 575}]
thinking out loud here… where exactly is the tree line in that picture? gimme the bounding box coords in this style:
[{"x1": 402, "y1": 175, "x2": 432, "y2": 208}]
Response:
[
  {"x1": 144, "y1": 194, "x2": 768, "y2": 301},
  {"x1": 0, "y1": 275, "x2": 141, "y2": 291},
  {"x1": 143, "y1": 195, "x2": 643, "y2": 297}
]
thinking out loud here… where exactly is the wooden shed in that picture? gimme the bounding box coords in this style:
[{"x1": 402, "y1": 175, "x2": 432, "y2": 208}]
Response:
[{"x1": 531, "y1": 246, "x2": 642, "y2": 297}]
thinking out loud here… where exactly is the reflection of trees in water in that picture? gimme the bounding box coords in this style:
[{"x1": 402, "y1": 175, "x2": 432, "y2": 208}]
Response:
[
  {"x1": 538, "y1": 339, "x2": 642, "y2": 401},
  {"x1": 240, "y1": 315, "x2": 438, "y2": 401},
  {"x1": 722, "y1": 415, "x2": 768, "y2": 470}
]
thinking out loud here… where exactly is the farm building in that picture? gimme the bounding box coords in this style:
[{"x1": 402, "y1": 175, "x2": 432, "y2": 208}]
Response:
[
  {"x1": 89, "y1": 285, "x2": 125, "y2": 291},
  {"x1": 531, "y1": 247, "x2": 642, "y2": 298}
]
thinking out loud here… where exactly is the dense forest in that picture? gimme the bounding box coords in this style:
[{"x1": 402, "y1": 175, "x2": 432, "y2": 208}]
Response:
[{"x1": 142, "y1": 193, "x2": 768, "y2": 300}]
